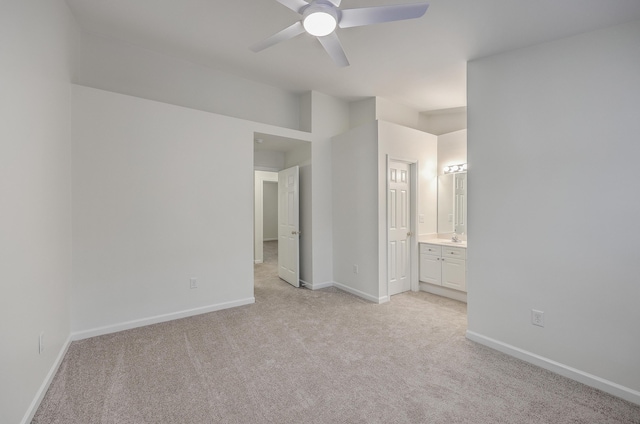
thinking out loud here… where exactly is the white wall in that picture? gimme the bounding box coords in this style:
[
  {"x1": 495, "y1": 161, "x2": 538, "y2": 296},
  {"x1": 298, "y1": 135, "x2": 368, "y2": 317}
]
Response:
[
  {"x1": 467, "y1": 19, "x2": 640, "y2": 403},
  {"x1": 77, "y1": 31, "x2": 302, "y2": 130},
  {"x1": 378, "y1": 121, "x2": 438, "y2": 298},
  {"x1": 349, "y1": 98, "x2": 376, "y2": 129},
  {"x1": 254, "y1": 149, "x2": 285, "y2": 171},
  {"x1": 0, "y1": 1, "x2": 77, "y2": 423},
  {"x1": 307, "y1": 92, "x2": 351, "y2": 288},
  {"x1": 419, "y1": 107, "x2": 467, "y2": 135},
  {"x1": 332, "y1": 120, "x2": 437, "y2": 302},
  {"x1": 263, "y1": 182, "x2": 278, "y2": 240},
  {"x1": 254, "y1": 171, "x2": 279, "y2": 263},
  {"x1": 332, "y1": 122, "x2": 380, "y2": 299},
  {"x1": 438, "y1": 129, "x2": 467, "y2": 175},
  {"x1": 71, "y1": 85, "x2": 311, "y2": 336},
  {"x1": 375, "y1": 98, "x2": 421, "y2": 130}
]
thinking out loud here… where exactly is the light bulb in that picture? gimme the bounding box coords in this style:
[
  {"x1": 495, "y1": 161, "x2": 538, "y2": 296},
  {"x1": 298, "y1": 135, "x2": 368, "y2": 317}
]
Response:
[{"x1": 303, "y1": 12, "x2": 337, "y2": 36}]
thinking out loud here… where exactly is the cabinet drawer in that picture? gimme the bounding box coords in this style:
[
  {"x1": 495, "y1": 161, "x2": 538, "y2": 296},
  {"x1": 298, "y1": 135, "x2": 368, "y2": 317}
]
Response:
[
  {"x1": 420, "y1": 244, "x2": 442, "y2": 256},
  {"x1": 442, "y1": 246, "x2": 466, "y2": 259}
]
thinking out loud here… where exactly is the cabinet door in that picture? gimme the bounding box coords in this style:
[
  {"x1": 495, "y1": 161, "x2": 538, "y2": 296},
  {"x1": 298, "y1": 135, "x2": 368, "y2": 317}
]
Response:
[
  {"x1": 441, "y1": 257, "x2": 466, "y2": 292},
  {"x1": 419, "y1": 254, "x2": 441, "y2": 285}
]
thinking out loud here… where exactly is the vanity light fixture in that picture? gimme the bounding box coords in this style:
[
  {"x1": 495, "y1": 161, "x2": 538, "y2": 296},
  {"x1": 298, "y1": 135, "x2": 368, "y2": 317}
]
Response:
[{"x1": 444, "y1": 163, "x2": 467, "y2": 174}]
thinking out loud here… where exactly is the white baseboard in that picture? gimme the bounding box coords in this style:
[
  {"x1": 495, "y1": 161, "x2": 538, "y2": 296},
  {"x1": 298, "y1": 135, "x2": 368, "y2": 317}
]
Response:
[
  {"x1": 419, "y1": 282, "x2": 467, "y2": 303},
  {"x1": 302, "y1": 279, "x2": 333, "y2": 290},
  {"x1": 333, "y1": 281, "x2": 388, "y2": 304},
  {"x1": 466, "y1": 330, "x2": 640, "y2": 406},
  {"x1": 21, "y1": 335, "x2": 72, "y2": 424},
  {"x1": 71, "y1": 297, "x2": 255, "y2": 341}
]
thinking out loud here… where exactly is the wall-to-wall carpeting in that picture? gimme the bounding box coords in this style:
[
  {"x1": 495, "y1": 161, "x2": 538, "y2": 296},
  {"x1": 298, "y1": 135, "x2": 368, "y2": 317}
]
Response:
[{"x1": 33, "y1": 242, "x2": 640, "y2": 423}]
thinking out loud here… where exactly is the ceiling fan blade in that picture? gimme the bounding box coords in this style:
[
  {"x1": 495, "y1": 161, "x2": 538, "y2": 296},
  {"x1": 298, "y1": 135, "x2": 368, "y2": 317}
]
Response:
[
  {"x1": 339, "y1": 2, "x2": 429, "y2": 28},
  {"x1": 276, "y1": 0, "x2": 309, "y2": 14},
  {"x1": 250, "y1": 21, "x2": 305, "y2": 52},
  {"x1": 326, "y1": 0, "x2": 342, "y2": 6},
  {"x1": 317, "y1": 32, "x2": 349, "y2": 67}
]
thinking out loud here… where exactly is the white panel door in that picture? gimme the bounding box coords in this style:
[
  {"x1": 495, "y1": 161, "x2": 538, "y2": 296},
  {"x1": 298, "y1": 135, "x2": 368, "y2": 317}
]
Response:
[
  {"x1": 278, "y1": 166, "x2": 300, "y2": 287},
  {"x1": 388, "y1": 161, "x2": 412, "y2": 296}
]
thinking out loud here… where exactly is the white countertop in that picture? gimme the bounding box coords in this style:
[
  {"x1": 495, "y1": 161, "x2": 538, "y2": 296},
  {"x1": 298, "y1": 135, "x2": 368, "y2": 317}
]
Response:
[{"x1": 418, "y1": 237, "x2": 467, "y2": 248}]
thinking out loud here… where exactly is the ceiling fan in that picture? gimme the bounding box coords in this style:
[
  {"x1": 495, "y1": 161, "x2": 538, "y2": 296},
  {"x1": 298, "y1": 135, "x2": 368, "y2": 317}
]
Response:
[{"x1": 250, "y1": 0, "x2": 429, "y2": 67}]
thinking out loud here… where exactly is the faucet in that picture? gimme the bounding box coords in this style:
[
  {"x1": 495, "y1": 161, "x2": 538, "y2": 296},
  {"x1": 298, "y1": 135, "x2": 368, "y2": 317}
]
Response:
[{"x1": 451, "y1": 232, "x2": 459, "y2": 243}]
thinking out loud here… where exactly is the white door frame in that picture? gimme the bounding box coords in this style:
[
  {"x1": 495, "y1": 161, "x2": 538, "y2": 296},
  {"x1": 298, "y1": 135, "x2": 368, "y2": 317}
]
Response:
[{"x1": 386, "y1": 155, "x2": 419, "y2": 296}]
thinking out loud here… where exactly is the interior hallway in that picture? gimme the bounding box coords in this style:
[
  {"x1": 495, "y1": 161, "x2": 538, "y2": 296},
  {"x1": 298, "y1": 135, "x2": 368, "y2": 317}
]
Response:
[{"x1": 254, "y1": 240, "x2": 279, "y2": 283}]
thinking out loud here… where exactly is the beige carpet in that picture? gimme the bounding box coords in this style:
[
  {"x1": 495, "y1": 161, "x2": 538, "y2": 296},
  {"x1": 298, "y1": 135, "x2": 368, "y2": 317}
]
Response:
[{"x1": 33, "y1": 241, "x2": 640, "y2": 423}]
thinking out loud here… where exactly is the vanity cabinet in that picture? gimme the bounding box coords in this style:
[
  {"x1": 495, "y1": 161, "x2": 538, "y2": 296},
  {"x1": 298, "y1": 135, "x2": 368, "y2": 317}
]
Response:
[
  {"x1": 419, "y1": 243, "x2": 466, "y2": 292},
  {"x1": 419, "y1": 244, "x2": 442, "y2": 284}
]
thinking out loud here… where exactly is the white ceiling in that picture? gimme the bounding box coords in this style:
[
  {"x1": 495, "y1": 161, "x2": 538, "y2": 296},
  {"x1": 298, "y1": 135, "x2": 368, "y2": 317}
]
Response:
[{"x1": 65, "y1": 0, "x2": 640, "y2": 112}]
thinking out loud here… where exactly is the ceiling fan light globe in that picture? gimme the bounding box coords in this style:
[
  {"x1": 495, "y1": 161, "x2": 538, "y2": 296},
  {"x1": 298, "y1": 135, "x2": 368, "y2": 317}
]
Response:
[{"x1": 303, "y1": 12, "x2": 337, "y2": 36}]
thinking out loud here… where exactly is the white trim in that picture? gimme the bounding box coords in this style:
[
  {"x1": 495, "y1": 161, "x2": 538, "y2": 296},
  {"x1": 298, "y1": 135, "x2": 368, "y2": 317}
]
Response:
[
  {"x1": 419, "y1": 282, "x2": 467, "y2": 303},
  {"x1": 466, "y1": 331, "x2": 640, "y2": 406},
  {"x1": 253, "y1": 166, "x2": 281, "y2": 172},
  {"x1": 21, "y1": 336, "x2": 72, "y2": 424},
  {"x1": 254, "y1": 259, "x2": 263, "y2": 264},
  {"x1": 71, "y1": 297, "x2": 255, "y2": 341},
  {"x1": 333, "y1": 281, "x2": 389, "y2": 304},
  {"x1": 302, "y1": 279, "x2": 333, "y2": 290}
]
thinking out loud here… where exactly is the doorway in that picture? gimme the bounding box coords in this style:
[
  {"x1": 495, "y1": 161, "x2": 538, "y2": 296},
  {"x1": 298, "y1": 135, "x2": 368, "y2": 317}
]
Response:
[
  {"x1": 253, "y1": 133, "x2": 310, "y2": 292},
  {"x1": 260, "y1": 180, "x2": 279, "y2": 283},
  {"x1": 387, "y1": 158, "x2": 418, "y2": 297}
]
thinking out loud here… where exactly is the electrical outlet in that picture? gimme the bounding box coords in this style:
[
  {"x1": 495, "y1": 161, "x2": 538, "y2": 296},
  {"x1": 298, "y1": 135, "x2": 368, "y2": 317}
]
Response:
[
  {"x1": 531, "y1": 309, "x2": 544, "y2": 327},
  {"x1": 419, "y1": 214, "x2": 425, "y2": 223},
  {"x1": 190, "y1": 277, "x2": 197, "y2": 289},
  {"x1": 353, "y1": 264, "x2": 359, "y2": 274},
  {"x1": 39, "y1": 332, "x2": 45, "y2": 354}
]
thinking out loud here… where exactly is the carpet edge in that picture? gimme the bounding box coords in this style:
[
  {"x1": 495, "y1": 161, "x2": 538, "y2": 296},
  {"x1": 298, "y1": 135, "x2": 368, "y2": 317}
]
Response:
[
  {"x1": 70, "y1": 297, "x2": 256, "y2": 341},
  {"x1": 466, "y1": 330, "x2": 640, "y2": 406},
  {"x1": 21, "y1": 335, "x2": 72, "y2": 424}
]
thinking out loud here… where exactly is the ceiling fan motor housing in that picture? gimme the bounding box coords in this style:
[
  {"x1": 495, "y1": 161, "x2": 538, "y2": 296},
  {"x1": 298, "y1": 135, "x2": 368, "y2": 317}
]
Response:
[{"x1": 302, "y1": 1, "x2": 342, "y2": 36}]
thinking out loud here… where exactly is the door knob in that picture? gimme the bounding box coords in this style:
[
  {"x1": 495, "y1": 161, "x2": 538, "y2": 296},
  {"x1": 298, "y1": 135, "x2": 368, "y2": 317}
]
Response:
[
  {"x1": 407, "y1": 232, "x2": 412, "y2": 237},
  {"x1": 291, "y1": 230, "x2": 301, "y2": 235}
]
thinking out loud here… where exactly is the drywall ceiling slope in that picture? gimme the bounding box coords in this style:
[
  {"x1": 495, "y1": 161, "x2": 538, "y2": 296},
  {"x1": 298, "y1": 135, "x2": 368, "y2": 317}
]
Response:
[{"x1": 65, "y1": 0, "x2": 640, "y2": 111}]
